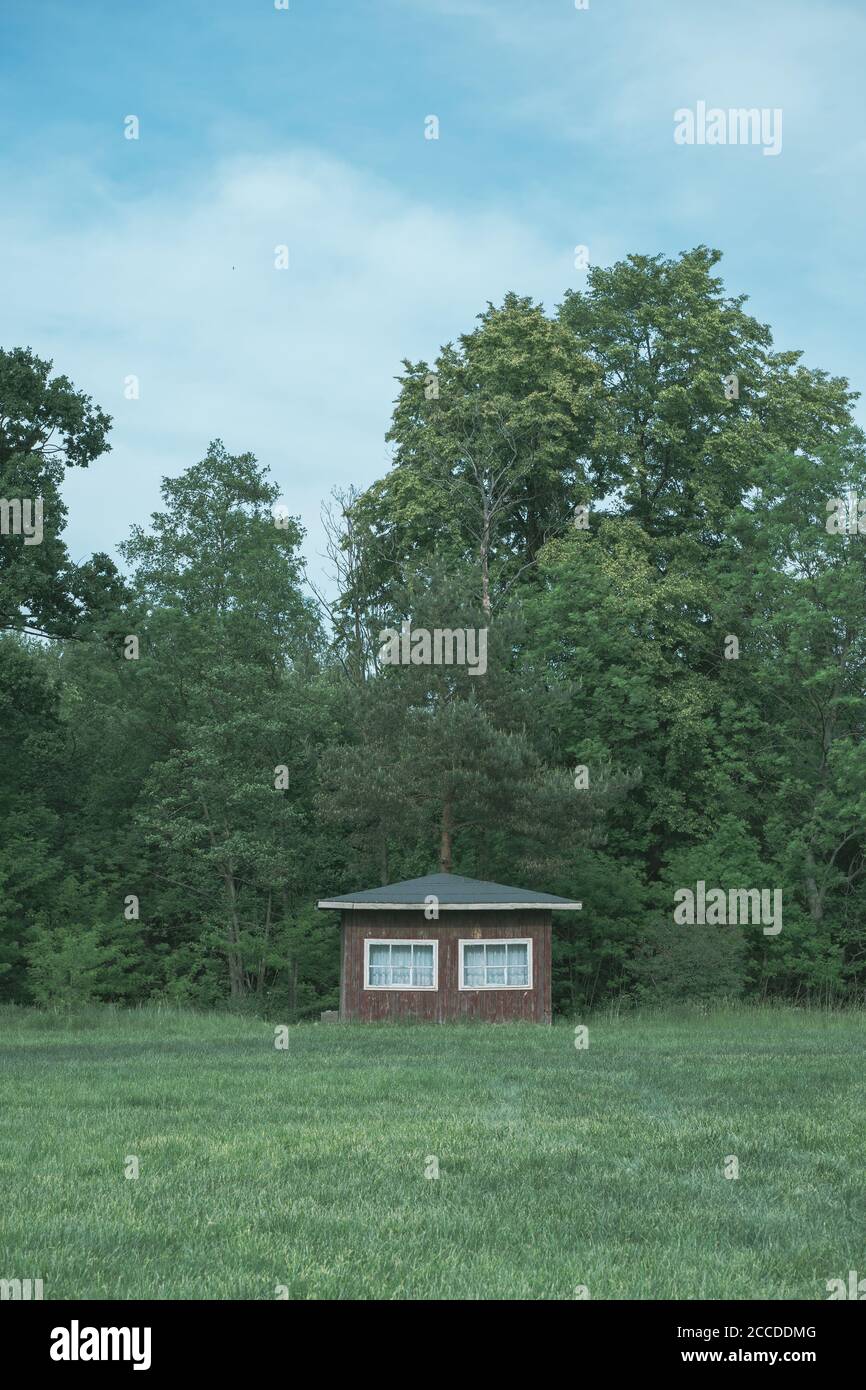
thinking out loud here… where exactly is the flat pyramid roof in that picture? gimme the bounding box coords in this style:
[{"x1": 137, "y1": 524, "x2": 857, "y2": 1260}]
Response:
[{"x1": 317, "y1": 871, "x2": 582, "y2": 912}]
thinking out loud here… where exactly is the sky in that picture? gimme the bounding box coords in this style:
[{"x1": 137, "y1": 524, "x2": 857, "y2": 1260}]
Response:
[{"x1": 1, "y1": 0, "x2": 865, "y2": 591}]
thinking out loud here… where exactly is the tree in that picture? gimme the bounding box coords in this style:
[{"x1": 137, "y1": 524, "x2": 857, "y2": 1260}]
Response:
[
  {"x1": 558, "y1": 246, "x2": 854, "y2": 538},
  {"x1": 318, "y1": 564, "x2": 631, "y2": 888},
  {"x1": 0, "y1": 347, "x2": 117, "y2": 638},
  {"x1": 346, "y1": 294, "x2": 599, "y2": 617},
  {"x1": 121, "y1": 441, "x2": 333, "y2": 1003}
]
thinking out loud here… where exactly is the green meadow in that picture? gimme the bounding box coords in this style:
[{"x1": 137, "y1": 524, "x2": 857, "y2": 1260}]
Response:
[{"x1": 0, "y1": 1005, "x2": 863, "y2": 1300}]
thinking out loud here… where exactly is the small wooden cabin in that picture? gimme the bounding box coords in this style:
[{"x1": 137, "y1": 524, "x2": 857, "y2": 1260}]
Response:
[{"x1": 317, "y1": 872, "x2": 582, "y2": 1023}]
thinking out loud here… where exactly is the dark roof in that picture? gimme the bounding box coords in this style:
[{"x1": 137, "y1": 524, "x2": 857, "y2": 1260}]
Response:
[{"x1": 317, "y1": 872, "x2": 582, "y2": 912}]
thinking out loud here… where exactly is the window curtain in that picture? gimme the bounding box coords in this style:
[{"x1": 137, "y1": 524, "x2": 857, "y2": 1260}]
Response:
[
  {"x1": 367, "y1": 942, "x2": 436, "y2": 987},
  {"x1": 486, "y1": 942, "x2": 507, "y2": 985},
  {"x1": 368, "y1": 943, "x2": 390, "y2": 986},
  {"x1": 462, "y1": 941, "x2": 530, "y2": 987},
  {"x1": 391, "y1": 943, "x2": 412, "y2": 985},
  {"x1": 506, "y1": 942, "x2": 529, "y2": 986},
  {"x1": 463, "y1": 943, "x2": 485, "y2": 987},
  {"x1": 413, "y1": 944, "x2": 434, "y2": 987}
]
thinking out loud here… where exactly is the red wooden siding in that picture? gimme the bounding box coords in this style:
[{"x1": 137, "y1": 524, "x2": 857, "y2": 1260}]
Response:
[{"x1": 340, "y1": 909, "x2": 552, "y2": 1023}]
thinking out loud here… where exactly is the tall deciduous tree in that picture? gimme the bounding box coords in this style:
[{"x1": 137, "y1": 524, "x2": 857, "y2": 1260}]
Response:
[
  {"x1": 346, "y1": 294, "x2": 599, "y2": 619},
  {"x1": 0, "y1": 347, "x2": 119, "y2": 637},
  {"x1": 122, "y1": 442, "x2": 333, "y2": 1001},
  {"x1": 558, "y1": 246, "x2": 855, "y2": 537}
]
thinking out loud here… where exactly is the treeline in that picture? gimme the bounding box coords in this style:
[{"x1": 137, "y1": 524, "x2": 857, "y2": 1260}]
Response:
[{"x1": 2, "y1": 246, "x2": 865, "y2": 1015}]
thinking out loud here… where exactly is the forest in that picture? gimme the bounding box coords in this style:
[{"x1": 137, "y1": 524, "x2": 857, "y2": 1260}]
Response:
[{"x1": 2, "y1": 245, "x2": 865, "y2": 1017}]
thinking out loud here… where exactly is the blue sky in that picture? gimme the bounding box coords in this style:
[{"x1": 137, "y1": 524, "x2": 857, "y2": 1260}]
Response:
[{"x1": 2, "y1": 0, "x2": 865, "y2": 588}]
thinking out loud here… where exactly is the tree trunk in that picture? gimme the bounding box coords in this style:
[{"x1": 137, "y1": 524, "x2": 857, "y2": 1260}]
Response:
[
  {"x1": 439, "y1": 791, "x2": 454, "y2": 873},
  {"x1": 288, "y1": 956, "x2": 298, "y2": 1020},
  {"x1": 804, "y1": 845, "x2": 824, "y2": 924},
  {"x1": 223, "y1": 872, "x2": 245, "y2": 998},
  {"x1": 202, "y1": 798, "x2": 246, "y2": 998},
  {"x1": 256, "y1": 892, "x2": 272, "y2": 995},
  {"x1": 480, "y1": 515, "x2": 491, "y2": 616}
]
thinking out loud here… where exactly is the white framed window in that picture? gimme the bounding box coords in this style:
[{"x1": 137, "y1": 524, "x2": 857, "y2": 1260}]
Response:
[
  {"x1": 364, "y1": 939, "x2": 438, "y2": 990},
  {"x1": 459, "y1": 938, "x2": 533, "y2": 990}
]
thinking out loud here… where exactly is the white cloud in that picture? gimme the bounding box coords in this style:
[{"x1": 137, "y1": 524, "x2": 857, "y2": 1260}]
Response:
[
  {"x1": 390, "y1": 0, "x2": 865, "y2": 152},
  {"x1": 0, "y1": 150, "x2": 580, "y2": 592}
]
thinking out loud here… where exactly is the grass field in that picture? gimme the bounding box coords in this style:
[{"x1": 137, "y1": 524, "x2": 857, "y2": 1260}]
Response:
[{"x1": 0, "y1": 1004, "x2": 863, "y2": 1300}]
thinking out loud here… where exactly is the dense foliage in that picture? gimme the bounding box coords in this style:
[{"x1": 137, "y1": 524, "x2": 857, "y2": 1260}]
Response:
[{"x1": 2, "y1": 248, "x2": 864, "y2": 1014}]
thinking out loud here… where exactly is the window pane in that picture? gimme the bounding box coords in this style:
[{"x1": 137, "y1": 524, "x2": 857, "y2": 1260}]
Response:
[
  {"x1": 486, "y1": 941, "x2": 506, "y2": 985},
  {"x1": 389, "y1": 944, "x2": 409, "y2": 985},
  {"x1": 506, "y1": 943, "x2": 527, "y2": 985},
  {"x1": 506, "y1": 943, "x2": 528, "y2": 986},
  {"x1": 412, "y1": 944, "x2": 434, "y2": 986},
  {"x1": 368, "y1": 942, "x2": 438, "y2": 987},
  {"x1": 457, "y1": 941, "x2": 531, "y2": 986},
  {"x1": 463, "y1": 944, "x2": 484, "y2": 987},
  {"x1": 368, "y1": 944, "x2": 390, "y2": 986}
]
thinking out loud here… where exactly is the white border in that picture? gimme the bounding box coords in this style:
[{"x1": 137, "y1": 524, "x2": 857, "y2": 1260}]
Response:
[
  {"x1": 458, "y1": 938, "x2": 534, "y2": 991},
  {"x1": 363, "y1": 938, "x2": 439, "y2": 991}
]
